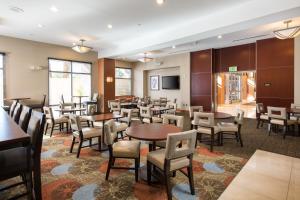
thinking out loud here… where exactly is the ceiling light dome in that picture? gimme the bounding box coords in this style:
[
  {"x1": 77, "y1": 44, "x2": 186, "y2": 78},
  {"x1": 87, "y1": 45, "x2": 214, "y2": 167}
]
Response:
[
  {"x1": 273, "y1": 20, "x2": 300, "y2": 40},
  {"x1": 72, "y1": 39, "x2": 92, "y2": 53}
]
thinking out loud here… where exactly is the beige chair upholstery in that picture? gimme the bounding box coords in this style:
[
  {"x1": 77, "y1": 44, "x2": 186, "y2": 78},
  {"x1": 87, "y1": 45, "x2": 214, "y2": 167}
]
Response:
[
  {"x1": 147, "y1": 130, "x2": 197, "y2": 200},
  {"x1": 267, "y1": 107, "x2": 297, "y2": 139},
  {"x1": 119, "y1": 109, "x2": 132, "y2": 125},
  {"x1": 43, "y1": 106, "x2": 69, "y2": 137},
  {"x1": 194, "y1": 112, "x2": 220, "y2": 151},
  {"x1": 140, "y1": 106, "x2": 163, "y2": 123},
  {"x1": 189, "y1": 106, "x2": 204, "y2": 129},
  {"x1": 218, "y1": 109, "x2": 244, "y2": 147},
  {"x1": 109, "y1": 101, "x2": 121, "y2": 115},
  {"x1": 160, "y1": 97, "x2": 168, "y2": 107},
  {"x1": 104, "y1": 119, "x2": 141, "y2": 182},
  {"x1": 165, "y1": 102, "x2": 177, "y2": 115},
  {"x1": 290, "y1": 104, "x2": 300, "y2": 121},
  {"x1": 69, "y1": 114, "x2": 102, "y2": 158}
]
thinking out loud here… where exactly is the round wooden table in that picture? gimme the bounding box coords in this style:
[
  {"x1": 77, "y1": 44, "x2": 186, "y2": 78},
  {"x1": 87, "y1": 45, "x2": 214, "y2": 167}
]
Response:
[
  {"x1": 126, "y1": 123, "x2": 182, "y2": 151},
  {"x1": 213, "y1": 112, "x2": 232, "y2": 119}
]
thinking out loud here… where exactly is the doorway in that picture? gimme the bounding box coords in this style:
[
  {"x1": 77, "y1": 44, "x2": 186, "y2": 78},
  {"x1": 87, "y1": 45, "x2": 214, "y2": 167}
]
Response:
[{"x1": 215, "y1": 71, "x2": 256, "y2": 118}]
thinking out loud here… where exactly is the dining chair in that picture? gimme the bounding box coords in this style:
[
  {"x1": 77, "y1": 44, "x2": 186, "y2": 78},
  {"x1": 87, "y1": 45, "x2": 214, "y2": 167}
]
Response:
[
  {"x1": 9, "y1": 100, "x2": 17, "y2": 117},
  {"x1": 69, "y1": 114, "x2": 102, "y2": 158},
  {"x1": 218, "y1": 109, "x2": 245, "y2": 147},
  {"x1": 0, "y1": 110, "x2": 45, "y2": 200},
  {"x1": 267, "y1": 107, "x2": 297, "y2": 139},
  {"x1": 18, "y1": 105, "x2": 32, "y2": 132},
  {"x1": 115, "y1": 109, "x2": 132, "y2": 139},
  {"x1": 109, "y1": 101, "x2": 121, "y2": 114},
  {"x1": 83, "y1": 93, "x2": 99, "y2": 112},
  {"x1": 147, "y1": 130, "x2": 197, "y2": 200},
  {"x1": 140, "y1": 106, "x2": 162, "y2": 123},
  {"x1": 256, "y1": 103, "x2": 268, "y2": 128},
  {"x1": 43, "y1": 106, "x2": 69, "y2": 137},
  {"x1": 165, "y1": 102, "x2": 177, "y2": 115},
  {"x1": 156, "y1": 114, "x2": 184, "y2": 148},
  {"x1": 160, "y1": 97, "x2": 168, "y2": 107},
  {"x1": 12, "y1": 103, "x2": 23, "y2": 123},
  {"x1": 194, "y1": 112, "x2": 220, "y2": 151},
  {"x1": 28, "y1": 94, "x2": 47, "y2": 112},
  {"x1": 104, "y1": 119, "x2": 141, "y2": 182},
  {"x1": 290, "y1": 103, "x2": 300, "y2": 121},
  {"x1": 189, "y1": 106, "x2": 204, "y2": 129}
]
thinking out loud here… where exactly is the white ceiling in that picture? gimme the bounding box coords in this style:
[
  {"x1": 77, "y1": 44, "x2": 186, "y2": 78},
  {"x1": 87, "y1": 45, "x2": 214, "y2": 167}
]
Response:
[{"x1": 0, "y1": 0, "x2": 300, "y2": 61}]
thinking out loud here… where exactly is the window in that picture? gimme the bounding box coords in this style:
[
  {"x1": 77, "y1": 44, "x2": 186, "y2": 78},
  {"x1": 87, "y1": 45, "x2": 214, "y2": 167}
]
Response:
[
  {"x1": 115, "y1": 67, "x2": 132, "y2": 96},
  {"x1": 0, "y1": 54, "x2": 4, "y2": 106},
  {"x1": 49, "y1": 58, "x2": 91, "y2": 105}
]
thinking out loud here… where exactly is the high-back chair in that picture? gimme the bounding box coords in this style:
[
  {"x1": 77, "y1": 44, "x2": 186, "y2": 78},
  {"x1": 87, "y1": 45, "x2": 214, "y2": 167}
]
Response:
[
  {"x1": 104, "y1": 119, "x2": 141, "y2": 182},
  {"x1": 115, "y1": 108, "x2": 132, "y2": 139},
  {"x1": 9, "y1": 100, "x2": 17, "y2": 117},
  {"x1": 12, "y1": 103, "x2": 23, "y2": 123},
  {"x1": 28, "y1": 94, "x2": 47, "y2": 112},
  {"x1": 194, "y1": 112, "x2": 220, "y2": 151},
  {"x1": 165, "y1": 102, "x2": 177, "y2": 115},
  {"x1": 256, "y1": 103, "x2": 268, "y2": 128},
  {"x1": 69, "y1": 114, "x2": 102, "y2": 158},
  {"x1": 109, "y1": 101, "x2": 121, "y2": 114},
  {"x1": 18, "y1": 105, "x2": 32, "y2": 132},
  {"x1": 160, "y1": 97, "x2": 168, "y2": 107},
  {"x1": 147, "y1": 130, "x2": 197, "y2": 200},
  {"x1": 43, "y1": 106, "x2": 69, "y2": 137},
  {"x1": 189, "y1": 106, "x2": 204, "y2": 129},
  {"x1": 218, "y1": 109, "x2": 245, "y2": 147},
  {"x1": 140, "y1": 106, "x2": 162, "y2": 123},
  {"x1": 267, "y1": 107, "x2": 297, "y2": 139}
]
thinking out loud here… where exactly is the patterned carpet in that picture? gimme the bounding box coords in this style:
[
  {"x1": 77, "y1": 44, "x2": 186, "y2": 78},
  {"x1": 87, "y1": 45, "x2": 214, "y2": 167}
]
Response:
[{"x1": 1, "y1": 117, "x2": 300, "y2": 200}]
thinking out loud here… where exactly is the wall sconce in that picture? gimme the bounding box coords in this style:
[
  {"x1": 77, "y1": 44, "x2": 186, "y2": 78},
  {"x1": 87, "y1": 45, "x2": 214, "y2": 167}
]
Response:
[{"x1": 106, "y1": 77, "x2": 114, "y2": 83}]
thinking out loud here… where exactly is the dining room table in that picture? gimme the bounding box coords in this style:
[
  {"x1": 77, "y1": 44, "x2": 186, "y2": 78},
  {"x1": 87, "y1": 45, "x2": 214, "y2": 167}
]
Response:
[
  {"x1": 151, "y1": 107, "x2": 172, "y2": 117},
  {"x1": 55, "y1": 107, "x2": 86, "y2": 115},
  {"x1": 72, "y1": 95, "x2": 89, "y2": 115},
  {"x1": 4, "y1": 97, "x2": 31, "y2": 103}
]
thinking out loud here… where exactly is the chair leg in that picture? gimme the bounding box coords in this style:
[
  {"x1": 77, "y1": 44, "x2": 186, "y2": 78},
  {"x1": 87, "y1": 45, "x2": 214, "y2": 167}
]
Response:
[
  {"x1": 98, "y1": 136, "x2": 102, "y2": 151},
  {"x1": 106, "y1": 156, "x2": 113, "y2": 180},
  {"x1": 187, "y1": 162, "x2": 195, "y2": 195},
  {"x1": 77, "y1": 140, "x2": 83, "y2": 158},
  {"x1": 70, "y1": 136, "x2": 75, "y2": 153},
  {"x1": 238, "y1": 131, "x2": 243, "y2": 147},
  {"x1": 268, "y1": 124, "x2": 272, "y2": 136},
  {"x1": 44, "y1": 123, "x2": 49, "y2": 135},
  {"x1": 210, "y1": 133, "x2": 214, "y2": 152},
  {"x1": 283, "y1": 126, "x2": 287, "y2": 139},
  {"x1": 135, "y1": 157, "x2": 140, "y2": 182},
  {"x1": 33, "y1": 160, "x2": 42, "y2": 200},
  {"x1": 89, "y1": 138, "x2": 92, "y2": 146},
  {"x1": 147, "y1": 161, "x2": 152, "y2": 185},
  {"x1": 256, "y1": 119, "x2": 260, "y2": 129},
  {"x1": 50, "y1": 125, "x2": 54, "y2": 137},
  {"x1": 164, "y1": 171, "x2": 172, "y2": 200},
  {"x1": 25, "y1": 172, "x2": 33, "y2": 200}
]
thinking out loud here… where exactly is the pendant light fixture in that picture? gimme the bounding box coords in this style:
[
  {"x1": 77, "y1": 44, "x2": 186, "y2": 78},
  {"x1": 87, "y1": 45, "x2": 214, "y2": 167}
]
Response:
[
  {"x1": 273, "y1": 20, "x2": 300, "y2": 39},
  {"x1": 72, "y1": 39, "x2": 92, "y2": 53}
]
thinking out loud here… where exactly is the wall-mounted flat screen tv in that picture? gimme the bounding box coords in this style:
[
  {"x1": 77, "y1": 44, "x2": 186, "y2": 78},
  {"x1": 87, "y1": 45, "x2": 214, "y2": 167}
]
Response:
[{"x1": 162, "y1": 76, "x2": 180, "y2": 89}]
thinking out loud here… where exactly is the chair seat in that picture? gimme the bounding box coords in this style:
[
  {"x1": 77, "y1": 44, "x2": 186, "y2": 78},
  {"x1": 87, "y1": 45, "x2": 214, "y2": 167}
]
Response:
[
  {"x1": 73, "y1": 127, "x2": 102, "y2": 139},
  {"x1": 218, "y1": 122, "x2": 238, "y2": 132},
  {"x1": 197, "y1": 126, "x2": 220, "y2": 134},
  {"x1": 147, "y1": 149, "x2": 189, "y2": 171},
  {"x1": 47, "y1": 116, "x2": 68, "y2": 124},
  {"x1": 113, "y1": 140, "x2": 140, "y2": 158},
  {"x1": 115, "y1": 122, "x2": 128, "y2": 132},
  {"x1": 260, "y1": 114, "x2": 269, "y2": 120},
  {"x1": 0, "y1": 147, "x2": 29, "y2": 179},
  {"x1": 119, "y1": 117, "x2": 130, "y2": 124},
  {"x1": 290, "y1": 116, "x2": 298, "y2": 121},
  {"x1": 270, "y1": 119, "x2": 297, "y2": 126}
]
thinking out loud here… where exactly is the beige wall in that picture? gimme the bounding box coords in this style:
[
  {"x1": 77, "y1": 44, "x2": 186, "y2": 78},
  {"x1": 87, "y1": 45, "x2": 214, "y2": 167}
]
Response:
[
  {"x1": 133, "y1": 53, "x2": 190, "y2": 108},
  {"x1": 0, "y1": 35, "x2": 98, "y2": 104},
  {"x1": 295, "y1": 36, "x2": 300, "y2": 104}
]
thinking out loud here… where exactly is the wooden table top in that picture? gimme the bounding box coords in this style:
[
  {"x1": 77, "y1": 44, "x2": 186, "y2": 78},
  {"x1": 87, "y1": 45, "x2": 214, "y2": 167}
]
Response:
[
  {"x1": 55, "y1": 108, "x2": 86, "y2": 112},
  {"x1": 4, "y1": 97, "x2": 31, "y2": 101},
  {"x1": 85, "y1": 113, "x2": 122, "y2": 122},
  {"x1": 0, "y1": 108, "x2": 30, "y2": 150},
  {"x1": 213, "y1": 112, "x2": 232, "y2": 119},
  {"x1": 126, "y1": 123, "x2": 182, "y2": 141}
]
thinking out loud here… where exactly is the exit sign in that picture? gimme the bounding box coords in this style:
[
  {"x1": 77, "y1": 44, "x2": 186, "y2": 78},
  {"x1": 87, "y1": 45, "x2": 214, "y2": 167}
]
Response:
[{"x1": 229, "y1": 66, "x2": 238, "y2": 72}]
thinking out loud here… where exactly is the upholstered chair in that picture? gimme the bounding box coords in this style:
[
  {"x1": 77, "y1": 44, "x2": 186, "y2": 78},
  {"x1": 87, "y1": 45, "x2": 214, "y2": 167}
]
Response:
[
  {"x1": 115, "y1": 108, "x2": 132, "y2": 139},
  {"x1": 256, "y1": 103, "x2": 268, "y2": 128},
  {"x1": 160, "y1": 97, "x2": 168, "y2": 107},
  {"x1": 156, "y1": 114, "x2": 184, "y2": 148},
  {"x1": 18, "y1": 105, "x2": 32, "y2": 132},
  {"x1": 147, "y1": 130, "x2": 197, "y2": 200},
  {"x1": 43, "y1": 106, "x2": 69, "y2": 137},
  {"x1": 12, "y1": 103, "x2": 23, "y2": 123},
  {"x1": 69, "y1": 114, "x2": 102, "y2": 158},
  {"x1": 165, "y1": 102, "x2": 177, "y2": 115},
  {"x1": 218, "y1": 109, "x2": 245, "y2": 147},
  {"x1": 290, "y1": 103, "x2": 300, "y2": 121},
  {"x1": 267, "y1": 107, "x2": 297, "y2": 139},
  {"x1": 189, "y1": 106, "x2": 204, "y2": 129},
  {"x1": 140, "y1": 106, "x2": 163, "y2": 123},
  {"x1": 9, "y1": 100, "x2": 17, "y2": 117},
  {"x1": 104, "y1": 119, "x2": 141, "y2": 182},
  {"x1": 109, "y1": 101, "x2": 121, "y2": 114},
  {"x1": 194, "y1": 112, "x2": 220, "y2": 151}
]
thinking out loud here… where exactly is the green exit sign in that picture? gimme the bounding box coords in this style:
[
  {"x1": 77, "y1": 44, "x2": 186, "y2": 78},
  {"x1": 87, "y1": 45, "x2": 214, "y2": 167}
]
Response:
[{"x1": 229, "y1": 66, "x2": 238, "y2": 72}]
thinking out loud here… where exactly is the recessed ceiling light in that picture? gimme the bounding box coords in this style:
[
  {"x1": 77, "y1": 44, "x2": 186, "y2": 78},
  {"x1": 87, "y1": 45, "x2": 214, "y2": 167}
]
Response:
[
  {"x1": 9, "y1": 6, "x2": 24, "y2": 13},
  {"x1": 107, "y1": 24, "x2": 113, "y2": 29},
  {"x1": 156, "y1": 0, "x2": 165, "y2": 5},
  {"x1": 172, "y1": 45, "x2": 176, "y2": 49},
  {"x1": 218, "y1": 35, "x2": 223, "y2": 39},
  {"x1": 50, "y1": 5, "x2": 58, "y2": 12},
  {"x1": 37, "y1": 24, "x2": 44, "y2": 28}
]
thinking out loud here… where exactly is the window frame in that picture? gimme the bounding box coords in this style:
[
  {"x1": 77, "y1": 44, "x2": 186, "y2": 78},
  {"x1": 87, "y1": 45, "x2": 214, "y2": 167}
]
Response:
[
  {"x1": 48, "y1": 57, "x2": 92, "y2": 106},
  {"x1": 115, "y1": 67, "x2": 132, "y2": 96}
]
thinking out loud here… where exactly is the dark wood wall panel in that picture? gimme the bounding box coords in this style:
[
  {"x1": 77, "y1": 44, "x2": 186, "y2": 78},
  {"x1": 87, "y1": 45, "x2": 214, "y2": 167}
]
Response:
[
  {"x1": 215, "y1": 43, "x2": 256, "y2": 73},
  {"x1": 190, "y1": 49, "x2": 213, "y2": 111},
  {"x1": 256, "y1": 38, "x2": 294, "y2": 108}
]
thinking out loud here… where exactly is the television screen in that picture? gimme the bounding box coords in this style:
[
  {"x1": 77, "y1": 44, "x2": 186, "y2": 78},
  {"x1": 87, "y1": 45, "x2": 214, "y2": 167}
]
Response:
[{"x1": 162, "y1": 76, "x2": 180, "y2": 89}]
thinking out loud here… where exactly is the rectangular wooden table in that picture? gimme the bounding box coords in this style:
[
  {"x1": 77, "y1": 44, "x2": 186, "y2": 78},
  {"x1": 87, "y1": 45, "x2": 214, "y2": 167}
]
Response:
[{"x1": 219, "y1": 150, "x2": 300, "y2": 200}]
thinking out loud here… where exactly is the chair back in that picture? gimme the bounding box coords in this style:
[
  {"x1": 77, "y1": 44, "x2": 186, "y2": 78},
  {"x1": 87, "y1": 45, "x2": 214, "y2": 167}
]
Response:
[
  {"x1": 256, "y1": 103, "x2": 264, "y2": 114},
  {"x1": 121, "y1": 109, "x2": 132, "y2": 122},
  {"x1": 194, "y1": 112, "x2": 214, "y2": 127},
  {"x1": 103, "y1": 119, "x2": 118, "y2": 145},
  {"x1": 110, "y1": 101, "x2": 121, "y2": 112},
  {"x1": 140, "y1": 106, "x2": 152, "y2": 118},
  {"x1": 166, "y1": 102, "x2": 177, "y2": 110},
  {"x1": 160, "y1": 97, "x2": 168, "y2": 106},
  {"x1": 92, "y1": 93, "x2": 98, "y2": 101},
  {"x1": 189, "y1": 106, "x2": 204, "y2": 118},
  {"x1": 267, "y1": 107, "x2": 287, "y2": 120},
  {"x1": 27, "y1": 110, "x2": 46, "y2": 159},
  {"x1": 12, "y1": 103, "x2": 23, "y2": 123},
  {"x1": 41, "y1": 94, "x2": 47, "y2": 106},
  {"x1": 69, "y1": 114, "x2": 82, "y2": 132},
  {"x1": 19, "y1": 105, "x2": 32, "y2": 132},
  {"x1": 291, "y1": 103, "x2": 300, "y2": 109},
  {"x1": 9, "y1": 100, "x2": 17, "y2": 117},
  {"x1": 165, "y1": 130, "x2": 197, "y2": 160},
  {"x1": 234, "y1": 109, "x2": 245, "y2": 125},
  {"x1": 87, "y1": 105, "x2": 96, "y2": 115},
  {"x1": 162, "y1": 114, "x2": 184, "y2": 129},
  {"x1": 43, "y1": 106, "x2": 54, "y2": 121}
]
